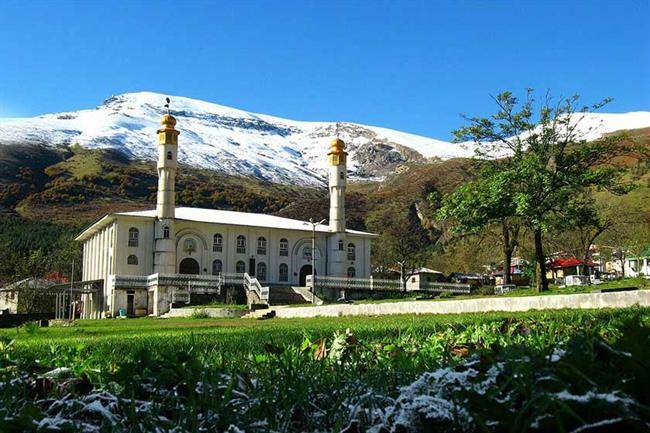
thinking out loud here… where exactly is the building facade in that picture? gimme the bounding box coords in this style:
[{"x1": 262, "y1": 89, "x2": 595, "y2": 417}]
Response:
[{"x1": 76, "y1": 110, "x2": 375, "y2": 317}]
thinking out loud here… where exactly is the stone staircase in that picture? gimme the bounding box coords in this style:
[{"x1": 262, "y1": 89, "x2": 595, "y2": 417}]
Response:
[{"x1": 266, "y1": 286, "x2": 323, "y2": 305}]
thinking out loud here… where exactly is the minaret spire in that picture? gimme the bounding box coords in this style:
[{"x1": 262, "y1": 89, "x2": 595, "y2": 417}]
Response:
[
  {"x1": 327, "y1": 130, "x2": 348, "y2": 278},
  {"x1": 153, "y1": 98, "x2": 180, "y2": 275}
]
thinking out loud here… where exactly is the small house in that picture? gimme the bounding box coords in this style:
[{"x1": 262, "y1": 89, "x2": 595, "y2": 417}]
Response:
[
  {"x1": 546, "y1": 258, "x2": 597, "y2": 283},
  {"x1": 625, "y1": 247, "x2": 650, "y2": 278},
  {"x1": 406, "y1": 268, "x2": 446, "y2": 290}
]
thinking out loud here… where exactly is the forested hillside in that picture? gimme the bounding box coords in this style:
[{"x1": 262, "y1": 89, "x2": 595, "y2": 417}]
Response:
[{"x1": 0, "y1": 126, "x2": 648, "y2": 284}]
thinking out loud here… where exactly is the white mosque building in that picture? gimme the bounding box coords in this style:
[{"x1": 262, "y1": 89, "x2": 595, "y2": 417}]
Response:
[{"x1": 76, "y1": 109, "x2": 375, "y2": 317}]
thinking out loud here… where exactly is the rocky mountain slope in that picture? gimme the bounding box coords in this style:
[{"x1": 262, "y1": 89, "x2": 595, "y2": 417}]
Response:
[
  {"x1": 2, "y1": 92, "x2": 647, "y2": 185},
  {"x1": 0, "y1": 92, "x2": 464, "y2": 185}
]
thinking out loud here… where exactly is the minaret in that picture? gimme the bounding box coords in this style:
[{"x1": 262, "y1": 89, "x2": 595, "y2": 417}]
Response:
[
  {"x1": 153, "y1": 108, "x2": 179, "y2": 274},
  {"x1": 327, "y1": 136, "x2": 347, "y2": 277}
]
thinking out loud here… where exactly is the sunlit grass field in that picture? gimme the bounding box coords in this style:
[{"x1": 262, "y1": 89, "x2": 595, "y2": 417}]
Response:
[{"x1": 1, "y1": 307, "x2": 648, "y2": 432}]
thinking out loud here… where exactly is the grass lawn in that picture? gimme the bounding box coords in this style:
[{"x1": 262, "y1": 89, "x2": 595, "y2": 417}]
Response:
[{"x1": 1, "y1": 307, "x2": 648, "y2": 432}]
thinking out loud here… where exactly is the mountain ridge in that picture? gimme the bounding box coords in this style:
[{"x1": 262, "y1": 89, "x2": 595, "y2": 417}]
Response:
[{"x1": 1, "y1": 91, "x2": 648, "y2": 185}]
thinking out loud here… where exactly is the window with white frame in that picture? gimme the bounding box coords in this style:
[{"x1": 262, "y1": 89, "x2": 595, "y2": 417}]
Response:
[
  {"x1": 257, "y1": 262, "x2": 267, "y2": 281},
  {"x1": 279, "y1": 263, "x2": 289, "y2": 282},
  {"x1": 279, "y1": 238, "x2": 289, "y2": 256},
  {"x1": 212, "y1": 259, "x2": 222, "y2": 275},
  {"x1": 236, "y1": 235, "x2": 246, "y2": 254},
  {"x1": 236, "y1": 260, "x2": 246, "y2": 273},
  {"x1": 213, "y1": 233, "x2": 223, "y2": 252},
  {"x1": 257, "y1": 237, "x2": 267, "y2": 255},
  {"x1": 347, "y1": 243, "x2": 356, "y2": 261},
  {"x1": 128, "y1": 228, "x2": 139, "y2": 247}
]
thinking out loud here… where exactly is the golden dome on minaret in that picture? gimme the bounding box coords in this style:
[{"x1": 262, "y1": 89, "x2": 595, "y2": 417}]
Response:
[
  {"x1": 328, "y1": 137, "x2": 347, "y2": 165},
  {"x1": 160, "y1": 113, "x2": 177, "y2": 129},
  {"x1": 157, "y1": 112, "x2": 180, "y2": 145},
  {"x1": 329, "y1": 137, "x2": 346, "y2": 154}
]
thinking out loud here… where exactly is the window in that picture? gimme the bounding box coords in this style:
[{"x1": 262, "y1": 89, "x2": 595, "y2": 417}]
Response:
[
  {"x1": 257, "y1": 262, "x2": 267, "y2": 281},
  {"x1": 279, "y1": 238, "x2": 289, "y2": 256},
  {"x1": 236, "y1": 235, "x2": 246, "y2": 254},
  {"x1": 347, "y1": 243, "x2": 356, "y2": 261},
  {"x1": 257, "y1": 237, "x2": 267, "y2": 255},
  {"x1": 127, "y1": 254, "x2": 138, "y2": 265},
  {"x1": 212, "y1": 259, "x2": 222, "y2": 275},
  {"x1": 347, "y1": 267, "x2": 356, "y2": 278},
  {"x1": 340, "y1": 171, "x2": 345, "y2": 179},
  {"x1": 166, "y1": 151, "x2": 173, "y2": 160},
  {"x1": 162, "y1": 225, "x2": 170, "y2": 239},
  {"x1": 236, "y1": 260, "x2": 246, "y2": 273},
  {"x1": 338, "y1": 240, "x2": 344, "y2": 251},
  {"x1": 128, "y1": 228, "x2": 139, "y2": 247},
  {"x1": 213, "y1": 233, "x2": 223, "y2": 252},
  {"x1": 279, "y1": 263, "x2": 289, "y2": 282},
  {"x1": 303, "y1": 246, "x2": 312, "y2": 261}
]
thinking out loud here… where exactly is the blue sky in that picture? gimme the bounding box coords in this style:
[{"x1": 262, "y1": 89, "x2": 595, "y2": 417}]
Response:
[{"x1": 0, "y1": 0, "x2": 648, "y2": 139}]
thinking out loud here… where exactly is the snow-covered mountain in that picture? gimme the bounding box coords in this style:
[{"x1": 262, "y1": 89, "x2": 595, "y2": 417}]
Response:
[{"x1": 0, "y1": 92, "x2": 648, "y2": 185}]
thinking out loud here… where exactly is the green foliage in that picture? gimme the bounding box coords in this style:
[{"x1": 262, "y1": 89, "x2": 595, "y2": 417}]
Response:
[
  {"x1": 0, "y1": 215, "x2": 81, "y2": 282},
  {"x1": 444, "y1": 90, "x2": 637, "y2": 290},
  {"x1": 190, "y1": 308, "x2": 211, "y2": 319},
  {"x1": 0, "y1": 308, "x2": 647, "y2": 432}
]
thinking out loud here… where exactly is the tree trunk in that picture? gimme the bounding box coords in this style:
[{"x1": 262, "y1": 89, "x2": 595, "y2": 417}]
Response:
[
  {"x1": 502, "y1": 223, "x2": 512, "y2": 285},
  {"x1": 534, "y1": 228, "x2": 548, "y2": 292}
]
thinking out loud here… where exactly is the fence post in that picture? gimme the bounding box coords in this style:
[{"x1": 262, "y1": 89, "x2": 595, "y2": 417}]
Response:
[{"x1": 370, "y1": 275, "x2": 373, "y2": 291}]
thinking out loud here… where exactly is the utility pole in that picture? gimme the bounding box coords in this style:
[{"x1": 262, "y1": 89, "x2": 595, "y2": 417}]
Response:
[
  {"x1": 307, "y1": 218, "x2": 326, "y2": 303},
  {"x1": 69, "y1": 260, "x2": 75, "y2": 321}
]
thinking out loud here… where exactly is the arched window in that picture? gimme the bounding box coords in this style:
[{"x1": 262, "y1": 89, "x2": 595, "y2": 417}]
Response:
[
  {"x1": 127, "y1": 254, "x2": 138, "y2": 265},
  {"x1": 236, "y1": 235, "x2": 246, "y2": 254},
  {"x1": 257, "y1": 237, "x2": 267, "y2": 255},
  {"x1": 347, "y1": 243, "x2": 356, "y2": 261},
  {"x1": 212, "y1": 259, "x2": 222, "y2": 275},
  {"x1": 279, "y1": 238, "x2": 289, "y2": 256},
  {"x1": 347, "y1": 267, "x2": 356, "y2": 278},
  {"x1": 257, "y1": 262, "x2": 267, "y2": 281},
  {"x1": 128, "y1": 228, "x2": 139, "y2": 247},
  {"x1": 303, "y1": 246, "x2": 312, "y2": 261},
  {"x1": 213, "y1": 233, "x2": 223, "y2": 252},
  {"x1": 162, "y1": 225, "x2": 170, "y2": 239},
  {"x1": 338, "y1": 240, "x2": 344, "y2": 251},
  {"x1": 236, "y1": 260, "x2": 246, "y2": 273},
  {"x1": 279, "y1": 263, "x2": 289, "y2": 282},
  {"x1": 166, "y1": 151, "x2": 173, "y2": 160}
]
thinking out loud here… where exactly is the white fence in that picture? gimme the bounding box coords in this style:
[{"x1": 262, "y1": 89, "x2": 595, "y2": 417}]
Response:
[{"x1": 309, "y1": 275, "x2": 471, "y2": 294}]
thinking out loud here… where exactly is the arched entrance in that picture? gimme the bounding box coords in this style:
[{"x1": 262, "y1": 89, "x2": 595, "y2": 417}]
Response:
[
  {"x1": 299, "y1": 265, "x2": 315, "y2": 287},
  {"x1": 179, "y1": 258, "x2": 200, "y2": 275}
]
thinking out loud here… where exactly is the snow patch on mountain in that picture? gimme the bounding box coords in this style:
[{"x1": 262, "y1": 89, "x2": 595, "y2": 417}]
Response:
[{"x1": 0, "y1": 92, "x2": 648, "y2": 185}]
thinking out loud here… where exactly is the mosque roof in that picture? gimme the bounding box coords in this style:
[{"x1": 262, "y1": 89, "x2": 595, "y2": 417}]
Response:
[{"x1": 75, "y1": 207, "x2": 376, "y2": 241}]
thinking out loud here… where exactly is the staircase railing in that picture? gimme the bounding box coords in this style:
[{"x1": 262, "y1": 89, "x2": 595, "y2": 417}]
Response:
[{"x1": 243, "y1": 273, "x2": 269, "y2": 304}]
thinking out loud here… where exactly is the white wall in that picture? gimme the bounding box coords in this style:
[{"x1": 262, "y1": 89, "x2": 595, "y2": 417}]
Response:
[{"x1": 83, "y1": 216, "x2": 374, "y2": 291}]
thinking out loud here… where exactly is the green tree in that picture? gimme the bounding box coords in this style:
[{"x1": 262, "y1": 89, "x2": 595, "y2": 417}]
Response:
[
  {"x1": 438, "y1": 166, "x2": 521, "y2": 284},
  {"x1": 366, "y1": 201, "x2": 430, "y2": 284},
  {"x1": 453, "y1": 90, "x2": 632, "y2": 291}
]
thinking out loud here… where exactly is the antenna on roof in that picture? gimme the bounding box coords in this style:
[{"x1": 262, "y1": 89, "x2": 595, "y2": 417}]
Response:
[{"x1": 164, "y1": 97, "x2": 171, "y2": 115}]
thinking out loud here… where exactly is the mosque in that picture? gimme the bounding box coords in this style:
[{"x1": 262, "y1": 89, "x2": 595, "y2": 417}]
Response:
[{"x1": 75, "y1": 108, "x2": 375, "y2": 317}]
